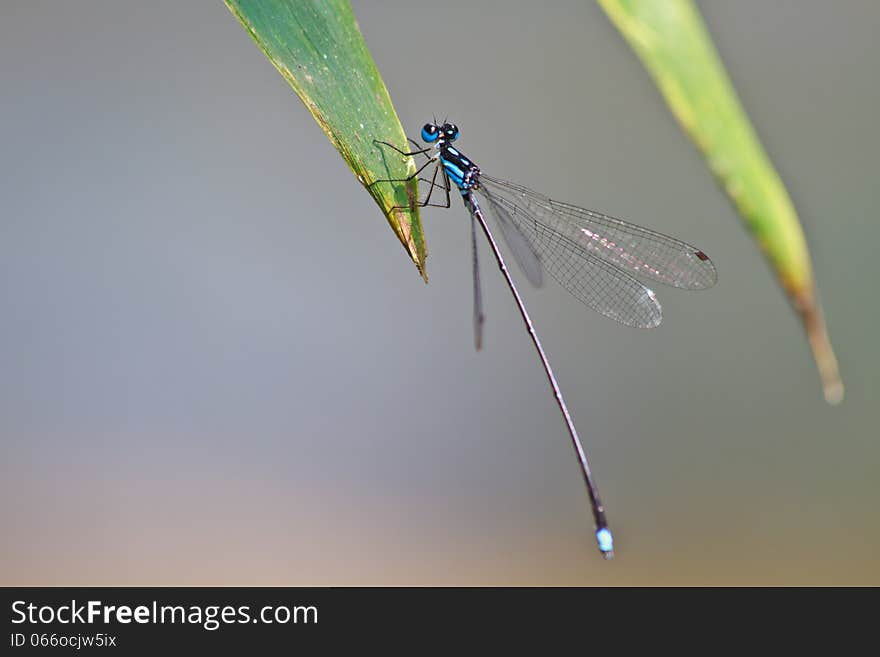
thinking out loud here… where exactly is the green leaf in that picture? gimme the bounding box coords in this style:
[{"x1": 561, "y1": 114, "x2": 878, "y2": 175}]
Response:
[
  {"x1": 224, "y1": 0, "x2": 427, "y2": 279},
  {"x1": 598, "y1": 0, "x2": 843, "y2": 404}
]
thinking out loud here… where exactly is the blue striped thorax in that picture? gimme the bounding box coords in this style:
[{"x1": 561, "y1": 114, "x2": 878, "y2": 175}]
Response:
[{"x1": 440, "y1": 144, "x2": 481, "y2": 193}]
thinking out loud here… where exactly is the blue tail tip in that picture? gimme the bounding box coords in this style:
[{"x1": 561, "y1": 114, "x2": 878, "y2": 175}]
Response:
[{"x1": 596, "y1": 528, "x2": 614, "y2": 559}]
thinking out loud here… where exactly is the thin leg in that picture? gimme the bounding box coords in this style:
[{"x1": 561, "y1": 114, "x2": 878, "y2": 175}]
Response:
[
  {"x1": 370, "y1": 139, "x2": 451, "y2": 210},
  {"x1": 463, "y1": 191, "x2": 613, "y2": 560},
  {"x1": 438, "y1": 168, "x2": 451, "y2": 209},
  {"x1": 369, "y1": 156, "x2": 437, "y2": 187},
  {"x1": 409, "y1": 138, "x2": 433, "y2": 163},
  {"x1": 373, "y1": 139, "x2": 432, "y2": 158},
  {"x1": 405, "y1": 164, "x2": 451, "y2": 210},
  {"x1": 370, "y1": 159, "x2": 450, "y2": 211},
  {"x1": 418, "y1": 176, "x2": 448, "y2": 192},
  {"x1": 415, "y1": 169, "x2": 451, "y2": 209},
  {"x1": 421, "y1": 158, "x2": 441, "y2": 207}
]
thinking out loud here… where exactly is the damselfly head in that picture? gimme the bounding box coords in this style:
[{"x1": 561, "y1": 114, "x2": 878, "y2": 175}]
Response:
[{"x1": 421, "y1": 122, "x2": 459, "y2": 143}]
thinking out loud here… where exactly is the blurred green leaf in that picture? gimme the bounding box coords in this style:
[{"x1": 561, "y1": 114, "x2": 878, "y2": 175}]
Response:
[
  {"x1": 598, "y1": 0, "x2": 843, "y2": 403},
  {"x1": 224, "y1": 0, "x2": 427, "y2": 278}
]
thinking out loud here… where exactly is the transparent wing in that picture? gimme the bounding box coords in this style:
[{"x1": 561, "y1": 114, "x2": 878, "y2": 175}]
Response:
[
  {"x1": 470, "y1": 211, "x2": 485, "y2": 350},
  {"x1": 480, "y1": 175, "x2": 717, "y2": 290},
  {"x1": 475, "y1": 185, "x2": 663, "y2": 328},
  {"x1": 481, "y1": 191, "x2": 544, "y2": 287}
]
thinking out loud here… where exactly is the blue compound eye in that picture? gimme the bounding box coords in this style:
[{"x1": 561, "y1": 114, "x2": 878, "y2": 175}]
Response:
[
  {"x1": 421, "y1": 123, "x2": 439, "y2": 143},
  {"x1": 445, "y1": 123, "x2": 459, "y2": 141}
]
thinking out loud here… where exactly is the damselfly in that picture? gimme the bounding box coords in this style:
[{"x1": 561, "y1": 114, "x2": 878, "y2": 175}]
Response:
[{"x1": 373, "y1": 122, "x2": 717, "y2": 559}]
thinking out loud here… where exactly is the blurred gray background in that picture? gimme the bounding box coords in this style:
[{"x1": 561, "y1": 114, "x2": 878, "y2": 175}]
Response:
[{"x1": 2, "y1": 0, "x2": 877, "y2": 585}]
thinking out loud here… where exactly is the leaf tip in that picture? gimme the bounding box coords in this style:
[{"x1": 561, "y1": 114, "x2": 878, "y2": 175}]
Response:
[
  {"x1": 800, "y1": 295, "x2": 844, "y2": 406},
  {"x1": 823, "y1": 379, "x2": 845, "y2": 406}
]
